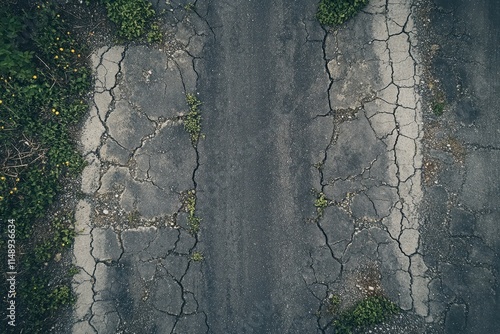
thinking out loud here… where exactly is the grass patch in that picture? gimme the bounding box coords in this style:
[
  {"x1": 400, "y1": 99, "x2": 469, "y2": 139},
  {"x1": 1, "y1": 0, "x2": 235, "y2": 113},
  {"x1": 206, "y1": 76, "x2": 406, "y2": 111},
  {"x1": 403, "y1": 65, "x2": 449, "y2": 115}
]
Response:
[
  {"x1": 332, "y1": 295, "x2": 400, "y2": 333},
  {"x1": 102, "y1": 0, "x2": 162, "y2": 42},
  {"x1": 184, "y1": 93, "x2": 203, "y2": 146},
  {"x1": 0, "y1": 1, "x2": 91, "y2": 331},
  {"x1": 317, "y1": 0, "x2": 369, "y2": 26}
]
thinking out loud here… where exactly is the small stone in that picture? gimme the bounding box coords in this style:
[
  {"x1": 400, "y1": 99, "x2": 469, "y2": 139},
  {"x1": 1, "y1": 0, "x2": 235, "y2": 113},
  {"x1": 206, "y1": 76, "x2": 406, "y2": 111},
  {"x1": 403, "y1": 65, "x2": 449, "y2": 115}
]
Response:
[
  {"x1": 103, "y1": 209, "x2": 109, "y2": 215},
  {"x1": 54, "y1": 253, "x2": 62, "y2": 262},
  {"x1": 368, "y1": 286, "x2": 375, "y2": 291}
]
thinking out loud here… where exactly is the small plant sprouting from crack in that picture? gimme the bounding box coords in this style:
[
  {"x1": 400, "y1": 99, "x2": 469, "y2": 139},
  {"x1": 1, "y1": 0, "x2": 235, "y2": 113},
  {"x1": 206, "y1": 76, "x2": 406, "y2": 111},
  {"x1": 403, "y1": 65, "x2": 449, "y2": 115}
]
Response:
[
  {"x1": 127, "y1": 210, "x2": 140, "y2": 225},
  {"x1": 327, "y1": 293, "x2": 342, "y2": 314},
  {"x1": 190, "y1": 251, "x2": 204, "y2": 262},
  {"x1": 314, "y1": 191, "x2": 329, "y2": 216},
  {"x1": 184, "y1": 189, "x2": 202, "y2": 234},
  {"x1": 184, "y1": 3, "x2": 196, "y2": 11},
  {"x1": 432, "y1": 95, "x2": 446, "y2": 116},
  {"x1": 313, "y1": 161, "x2": 324, "y2": 170},
  {"x1": 428, "y1": 81, "x2": 446, "y2": 116},
  {"x1": 183, "y1": 93, "x2": 203, "y2": 146}
]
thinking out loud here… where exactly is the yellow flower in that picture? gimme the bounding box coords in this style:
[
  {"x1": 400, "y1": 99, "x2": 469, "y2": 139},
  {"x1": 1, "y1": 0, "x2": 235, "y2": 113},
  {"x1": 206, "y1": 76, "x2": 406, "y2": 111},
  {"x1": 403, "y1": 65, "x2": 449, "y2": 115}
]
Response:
[
  {"x1": 65, "y1": 161, "x2": 70, "y2": 165},
  {"x1": 0, "y1": 100, "x2": 2, "y2": 104},
  {"x1": 57, "y1": 14, "x2": 60, "y2": 18},
  {"x1": 54, "y1": 55, "x2": 59, "y2": 59},
  {"x1": 56, "y1": 37, "x2": 60, "y2": 41},
  {"x1": 77, "y1": 54, "x2": 81, "y2": 58},
  {"x1": 12, "y1": 187, "x2": 17, "y2": 191},
  {"x1": 0, "y1": 176, "x2": 5, "y2": 181},
  {"x1": 9, "y1": 191, "x2": 13, "y2": 194},
  {"x1": 71, "y1": 49, "x2": 75, "y2": 53},
  {"x1": 52, "y1": 108, "x2": 56, "y2": 112},
  {"x1": 0, "y1": 196, "x2": 3, "y2": 201},
  {"x1": 32, "y1": 75, "x2": 37, "y2": 79},
  {"x1": 74, "y1": 69, "x2": 78, "y2": 72},
  {"x1": 59, "y1": 48, "x2": 64, "y2": 51},
  {"x1": 67, "y1": 31, "x2": 70, "y2": 35},
  {"x1": 15, "y1": 178, "x2": 19, "y2": 182},
  {"x1": 55, "y1": 111, "x2": 60, "y2": 115}
]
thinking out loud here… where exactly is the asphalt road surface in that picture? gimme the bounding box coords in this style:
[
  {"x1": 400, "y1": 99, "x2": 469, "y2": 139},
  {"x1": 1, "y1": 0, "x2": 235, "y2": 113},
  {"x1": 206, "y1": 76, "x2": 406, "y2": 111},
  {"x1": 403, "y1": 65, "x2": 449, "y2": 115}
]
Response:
[
  {"x1": 421, "y1": 0, "x2": 500, "y2": 332},
  {"x1": 196, "y1": 0, "x2": 329, "y2": 332}
]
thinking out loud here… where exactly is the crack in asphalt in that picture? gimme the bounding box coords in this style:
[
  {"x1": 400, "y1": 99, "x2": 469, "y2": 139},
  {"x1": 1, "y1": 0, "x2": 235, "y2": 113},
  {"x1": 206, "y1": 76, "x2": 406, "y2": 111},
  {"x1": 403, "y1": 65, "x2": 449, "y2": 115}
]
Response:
[
  {"x1": 71, "y1": 4, "x2": 211, "y2": 333},
  {"x1": 310, "y1": 0, "x2": 431, "y2": 330}
]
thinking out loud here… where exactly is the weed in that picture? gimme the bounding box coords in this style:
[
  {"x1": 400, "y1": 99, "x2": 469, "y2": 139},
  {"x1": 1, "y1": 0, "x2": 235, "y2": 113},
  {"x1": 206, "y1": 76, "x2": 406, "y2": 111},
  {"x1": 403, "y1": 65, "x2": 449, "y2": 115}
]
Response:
[
  {"x1": 317, "y1": 0, "x2": 369, "y2": 26},
  {"x1": 18, "y1": 277, "x2": 75, "y2": 328},
  {"x1": 430, "y1": 86, "x2": 446, "y2": 116},
  {"x1": 184, "y1": 189, "x2": 202, "y2": 234},
  {"x1": 327, "y1": 293, "x2": 342, "y2": 314},
  {"x1": 127, "y1": 210, "x2": 140, "y2": 224},
  {"x1": 184, "y1": 3, "x2": 196, "y2": 11},
  {"x1": 191, "y1": 251, "x2": 204, "y2": 262},
  {"x1": 332, "y1": 295, "x2": 399, "y2": 333},
  {"x1": 147, "y1": 22, "x2": 164, "y2": 43},
  {"x1": 103, "y1": 0, "x2": 158, "y2": 41},
  {"x1": 68, "y1": 265, "x2": 81, "y2": 276},
  {"x1": 183, "y1": 93, "x2": 203, "y2": 146},
  {"x1": 314, "y1": 192, "x2": 329, "y2": 216}
]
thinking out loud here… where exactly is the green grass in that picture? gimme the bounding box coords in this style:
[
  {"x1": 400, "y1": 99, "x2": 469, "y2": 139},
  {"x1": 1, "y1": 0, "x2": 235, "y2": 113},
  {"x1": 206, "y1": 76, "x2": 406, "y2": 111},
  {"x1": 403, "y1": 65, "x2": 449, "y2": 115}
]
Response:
[{"x1": 317, "y1": 0, "x2": 369, "y2": 26}]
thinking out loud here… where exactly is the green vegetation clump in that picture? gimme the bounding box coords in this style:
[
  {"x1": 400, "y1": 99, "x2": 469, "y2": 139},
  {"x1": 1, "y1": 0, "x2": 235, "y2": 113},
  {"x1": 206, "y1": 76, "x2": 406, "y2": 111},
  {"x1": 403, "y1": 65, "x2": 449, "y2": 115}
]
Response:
[
  {"x1": 190, "y1": 251, "x2": 204, "y2": 262},
  {"x1": 185, "y1": 189, "x2": 202, "y2": 234},
  {"x1": 0, "y1": 1, "x2": 90, "y2": 331},
  {"x1": 184, "y1": 93, "x2": 203, "y2": 146},
  {"x1": 103, "y1": 0, "x2": 161, "y2": 41},
  {"x1": 0, "y1": 2, "x2": 89, "y2": 235},
  {"x1": 184, "y1": 3, "x2": 196, "y2": 11},
  {"x1": 432, "y1": 89, "x2": 446, "y2": 116},
  {"x1": 317, "y1": 0, "x2": 369, "y2": 26},
  {"x1": 314, "y1": 192, "x2": 329, "y2": 216},
  {"x1": 333, "y1": 295, "x2": 399, "y2": 333}
]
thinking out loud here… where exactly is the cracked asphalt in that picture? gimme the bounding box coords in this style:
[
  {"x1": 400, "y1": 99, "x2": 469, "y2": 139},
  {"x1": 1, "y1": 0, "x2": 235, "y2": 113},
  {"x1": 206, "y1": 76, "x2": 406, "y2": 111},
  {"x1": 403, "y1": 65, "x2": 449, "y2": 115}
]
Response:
[{"x1": 67, "y1": 0, "x2": 499, "y2": 333}]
